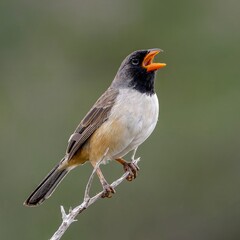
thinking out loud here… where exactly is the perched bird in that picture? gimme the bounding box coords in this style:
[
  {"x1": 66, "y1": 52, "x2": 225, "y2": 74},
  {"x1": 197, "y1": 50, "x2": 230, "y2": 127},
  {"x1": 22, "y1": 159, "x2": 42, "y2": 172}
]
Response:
[{"x1": 24, "y1": 48, "x2": 166, "y2": 206}]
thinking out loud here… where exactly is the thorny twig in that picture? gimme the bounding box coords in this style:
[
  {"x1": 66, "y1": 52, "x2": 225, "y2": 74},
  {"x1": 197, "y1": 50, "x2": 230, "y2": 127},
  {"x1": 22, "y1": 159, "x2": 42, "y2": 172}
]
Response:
[{"x1": 49, "y1": 149, "x2": 140, "y2": 240}]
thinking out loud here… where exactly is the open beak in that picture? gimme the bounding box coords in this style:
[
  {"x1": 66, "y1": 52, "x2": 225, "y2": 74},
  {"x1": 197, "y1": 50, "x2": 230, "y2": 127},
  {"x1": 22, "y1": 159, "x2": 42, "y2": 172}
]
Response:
[{"x1": 142, "y1": 50, "x2": 166, "y2": 72}]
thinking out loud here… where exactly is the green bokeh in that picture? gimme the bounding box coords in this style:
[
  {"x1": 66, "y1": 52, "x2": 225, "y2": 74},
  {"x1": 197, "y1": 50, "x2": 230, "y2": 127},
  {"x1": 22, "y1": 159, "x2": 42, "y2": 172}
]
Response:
[{"x1": 1, "y1": 0, "x2": 240, "y2": 239}]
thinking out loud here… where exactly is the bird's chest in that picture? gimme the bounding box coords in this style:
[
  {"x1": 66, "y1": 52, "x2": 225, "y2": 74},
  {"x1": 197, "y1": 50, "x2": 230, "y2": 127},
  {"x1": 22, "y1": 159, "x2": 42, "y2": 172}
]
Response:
[{"x1": 110, "y1": 89, "x2": 159, "y2": 143}]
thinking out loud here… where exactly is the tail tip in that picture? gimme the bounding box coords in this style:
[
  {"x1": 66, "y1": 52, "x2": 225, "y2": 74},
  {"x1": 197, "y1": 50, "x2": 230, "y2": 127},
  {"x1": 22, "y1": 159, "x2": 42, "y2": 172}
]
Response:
[{"x1": 23, "y1": 198, "x2": 44, "y2": 207}]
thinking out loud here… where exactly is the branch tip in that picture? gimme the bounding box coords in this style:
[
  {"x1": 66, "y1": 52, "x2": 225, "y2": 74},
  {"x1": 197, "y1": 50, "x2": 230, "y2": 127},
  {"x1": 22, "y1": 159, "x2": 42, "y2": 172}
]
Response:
[{"x1": 60, "y1": 206, "x2": 66, "y2": 219}]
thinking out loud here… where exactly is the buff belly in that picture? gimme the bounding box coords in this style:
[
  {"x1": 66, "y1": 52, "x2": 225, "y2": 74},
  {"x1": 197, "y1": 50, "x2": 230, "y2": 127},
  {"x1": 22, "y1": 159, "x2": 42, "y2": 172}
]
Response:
[
  {"x1": 68, "y1": 89, "x2": 159, "y2": 167},
  {"x1": 88, "y1": 89, "x2": 159, "y2": 164}
]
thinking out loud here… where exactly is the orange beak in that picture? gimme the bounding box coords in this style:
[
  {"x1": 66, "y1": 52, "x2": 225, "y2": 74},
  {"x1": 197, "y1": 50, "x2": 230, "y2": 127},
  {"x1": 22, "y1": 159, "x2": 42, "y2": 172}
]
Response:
[{"x1": 142, "y1": 50, "x2": 166, "y2": 72}]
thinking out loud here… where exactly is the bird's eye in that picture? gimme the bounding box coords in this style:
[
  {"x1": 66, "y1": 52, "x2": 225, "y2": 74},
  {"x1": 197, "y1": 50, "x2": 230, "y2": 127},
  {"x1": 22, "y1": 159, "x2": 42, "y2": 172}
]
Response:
[{"x1": 131, "y1": 58, "x2": 139, "y2": 65}]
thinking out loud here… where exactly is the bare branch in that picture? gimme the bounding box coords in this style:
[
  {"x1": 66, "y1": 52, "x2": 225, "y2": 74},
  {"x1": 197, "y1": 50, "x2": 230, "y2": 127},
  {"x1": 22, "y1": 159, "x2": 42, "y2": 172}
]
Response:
[{"x1": 49, "y1": 149, "x2": 140, "y2": 240}]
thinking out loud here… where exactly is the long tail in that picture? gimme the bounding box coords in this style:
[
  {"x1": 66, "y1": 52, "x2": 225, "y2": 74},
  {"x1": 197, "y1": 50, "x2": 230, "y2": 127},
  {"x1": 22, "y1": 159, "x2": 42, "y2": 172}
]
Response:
[{"x1": 24, "y1": 160, "x2": 70, "y2": 207}]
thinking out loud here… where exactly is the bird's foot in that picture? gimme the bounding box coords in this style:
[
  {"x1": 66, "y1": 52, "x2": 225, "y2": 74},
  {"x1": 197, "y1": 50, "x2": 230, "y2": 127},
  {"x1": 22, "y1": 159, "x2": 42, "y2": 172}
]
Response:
[
  {"x1": 123, "y1": 162, "x2": 140, "y2": 181},
  {"x1": 115, "y1": 158, "x2": 140, "y2": 181},
  {"x1": 101, "y1": 183, "x2": 116, "y2": 198}
]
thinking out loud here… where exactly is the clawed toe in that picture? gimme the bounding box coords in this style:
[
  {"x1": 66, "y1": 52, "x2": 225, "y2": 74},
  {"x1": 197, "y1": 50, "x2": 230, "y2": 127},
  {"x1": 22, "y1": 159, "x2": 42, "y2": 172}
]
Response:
[
  {"x1": 123, "y1": 162, "x2": 140, "y2": 181},
  {"x1": 115, "y1": 158, "x2": 140, "y2": 182},
  {"x1": 101, "y1": 184, "x2": 116, "y2": 198}
]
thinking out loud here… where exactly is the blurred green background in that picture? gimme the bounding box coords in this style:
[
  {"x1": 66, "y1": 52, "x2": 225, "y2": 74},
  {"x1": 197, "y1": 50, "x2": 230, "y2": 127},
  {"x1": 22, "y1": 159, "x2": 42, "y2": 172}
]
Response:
[{"x1": 1, "y1": 0, "x2": 240, "y2": 239}]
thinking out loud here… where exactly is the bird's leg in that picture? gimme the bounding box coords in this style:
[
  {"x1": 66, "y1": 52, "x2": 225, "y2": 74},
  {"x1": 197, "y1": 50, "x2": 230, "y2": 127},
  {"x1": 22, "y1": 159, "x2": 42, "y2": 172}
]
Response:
[
  {"x1": 131, "y1": 147, "x2": 138, "y2": 161},
  {"x1": 95, "y1": 167, "x2": 116, "y2": 198},
  {"x1": 115, "y1": 148, "x2": 140, "y2": 181}
]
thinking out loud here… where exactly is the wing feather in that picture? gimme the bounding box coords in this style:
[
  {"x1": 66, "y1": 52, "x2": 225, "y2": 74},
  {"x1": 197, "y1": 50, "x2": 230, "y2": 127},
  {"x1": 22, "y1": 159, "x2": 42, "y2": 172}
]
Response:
[{"x1": 65, "y1": 87, "x2": 119, "y2": 160}]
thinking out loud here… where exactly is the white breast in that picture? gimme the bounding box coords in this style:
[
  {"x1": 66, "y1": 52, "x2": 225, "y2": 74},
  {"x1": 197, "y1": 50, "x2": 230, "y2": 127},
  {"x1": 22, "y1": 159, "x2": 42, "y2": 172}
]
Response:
[{"x1": 109, "y1": 88, "x2": 159, "y2": 158}]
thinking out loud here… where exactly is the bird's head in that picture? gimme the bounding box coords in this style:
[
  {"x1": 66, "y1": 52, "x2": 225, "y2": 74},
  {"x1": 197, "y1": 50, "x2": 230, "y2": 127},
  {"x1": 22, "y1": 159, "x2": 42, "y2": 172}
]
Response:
[{"x1": 112, "y1": 49, "x2": 166, "y2": 95}]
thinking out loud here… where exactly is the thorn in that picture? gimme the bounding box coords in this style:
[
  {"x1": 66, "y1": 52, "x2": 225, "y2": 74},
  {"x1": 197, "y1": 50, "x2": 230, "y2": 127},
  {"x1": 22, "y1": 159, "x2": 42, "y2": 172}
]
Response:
[
  {"x1": 60, "y1": 206, "x2": 67, "y2": 219},
  {"x1": 135, "y1": 157, "x2": 141, "y2": 163}
]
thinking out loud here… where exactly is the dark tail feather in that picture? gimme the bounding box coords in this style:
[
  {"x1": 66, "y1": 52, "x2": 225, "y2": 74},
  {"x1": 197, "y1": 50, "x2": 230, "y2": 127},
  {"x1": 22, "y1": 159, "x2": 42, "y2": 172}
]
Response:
[{"x1": 24, "y1": 162, "x2": 69, "y2": 207}]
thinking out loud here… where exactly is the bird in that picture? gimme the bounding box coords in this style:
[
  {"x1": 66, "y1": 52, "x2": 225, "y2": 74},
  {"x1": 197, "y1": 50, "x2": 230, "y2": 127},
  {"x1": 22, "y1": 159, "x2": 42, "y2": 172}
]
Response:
[{"x1": 24, "y1": 48, "x2": 166, "y2": 206}]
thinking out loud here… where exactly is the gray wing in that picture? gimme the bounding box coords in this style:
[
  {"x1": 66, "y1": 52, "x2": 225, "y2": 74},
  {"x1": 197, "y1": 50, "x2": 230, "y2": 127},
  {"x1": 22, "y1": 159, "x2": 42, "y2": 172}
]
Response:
[{"x1": 65, "y1": 87, "x2": 119, "y2": 160}]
